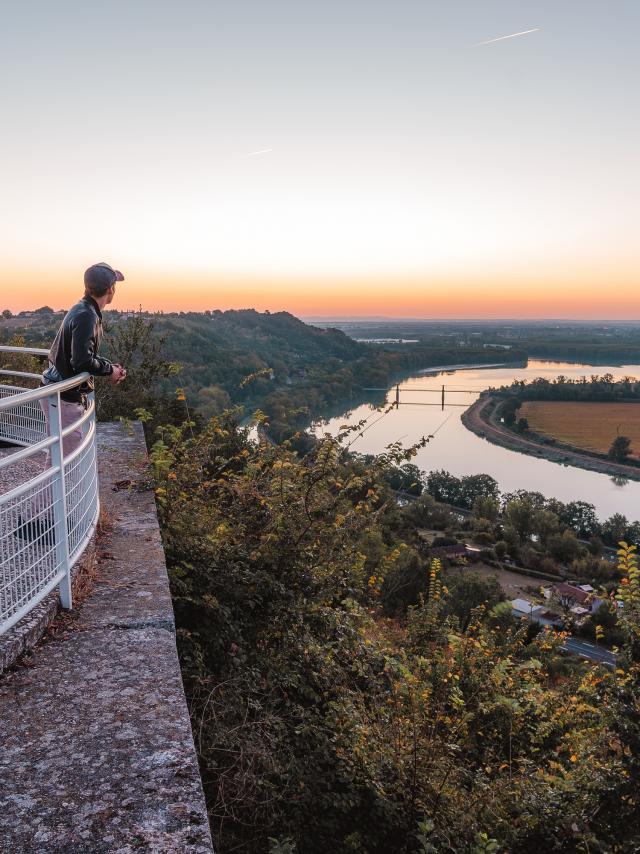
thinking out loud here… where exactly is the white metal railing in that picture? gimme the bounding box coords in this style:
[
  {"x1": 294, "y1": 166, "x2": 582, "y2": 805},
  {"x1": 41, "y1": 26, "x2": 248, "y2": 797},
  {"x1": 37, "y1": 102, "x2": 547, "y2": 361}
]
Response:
[{"x1": 0, "y1": 346, "x2": 100, "y2": 635}]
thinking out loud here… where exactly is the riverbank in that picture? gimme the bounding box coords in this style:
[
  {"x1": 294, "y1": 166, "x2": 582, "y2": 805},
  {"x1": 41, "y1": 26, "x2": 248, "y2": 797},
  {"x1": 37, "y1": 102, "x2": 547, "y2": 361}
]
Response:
[
  {"x1": 462, "y1": 395, "x2": 640, "y2": 482},
  {"x1": 418, "y1": 361, "x2": 509, "y2": 375}
]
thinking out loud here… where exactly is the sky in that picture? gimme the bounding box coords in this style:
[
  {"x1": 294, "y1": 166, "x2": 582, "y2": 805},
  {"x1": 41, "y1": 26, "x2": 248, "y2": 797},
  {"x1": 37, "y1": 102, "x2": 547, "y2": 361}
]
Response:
[{"x1": 1, "y1": 0, "x2": 639, "y2": 318}]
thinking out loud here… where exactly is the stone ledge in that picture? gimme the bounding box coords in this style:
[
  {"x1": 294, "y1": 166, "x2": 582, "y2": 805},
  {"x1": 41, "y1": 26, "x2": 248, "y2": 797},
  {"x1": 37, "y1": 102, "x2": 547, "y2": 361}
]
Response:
[
  {"x1": 0, "y1": 626, "x2": 212, "y2": 853},
  {"x1": 0, "y1": 422, "x2": 214, "y2": 853},
  {"x1": 0, "y1": 581, "x2": 60, "y2": 673}
]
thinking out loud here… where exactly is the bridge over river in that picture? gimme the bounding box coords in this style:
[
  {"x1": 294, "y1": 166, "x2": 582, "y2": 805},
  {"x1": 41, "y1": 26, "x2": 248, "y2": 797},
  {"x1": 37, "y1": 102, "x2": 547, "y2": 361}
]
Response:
[{"x1": 316, "y1": 359, "x2": 640, "y2": 521}]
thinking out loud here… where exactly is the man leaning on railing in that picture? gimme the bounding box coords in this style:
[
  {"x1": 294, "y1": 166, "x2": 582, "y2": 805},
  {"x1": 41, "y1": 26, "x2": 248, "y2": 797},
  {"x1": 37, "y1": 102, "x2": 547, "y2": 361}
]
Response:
[
  {"x1": 41, "y1": 262, "x2": 128, "y2": 460},
  {"x1": 13, "y1": 262, "x2": 128, "y2": 546}
]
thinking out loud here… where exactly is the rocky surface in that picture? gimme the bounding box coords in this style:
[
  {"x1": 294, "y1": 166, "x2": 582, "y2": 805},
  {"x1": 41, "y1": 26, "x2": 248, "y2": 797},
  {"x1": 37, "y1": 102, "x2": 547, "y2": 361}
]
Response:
[{"x1": 0, "y1": 422, "x2": 214, "y2": 853}]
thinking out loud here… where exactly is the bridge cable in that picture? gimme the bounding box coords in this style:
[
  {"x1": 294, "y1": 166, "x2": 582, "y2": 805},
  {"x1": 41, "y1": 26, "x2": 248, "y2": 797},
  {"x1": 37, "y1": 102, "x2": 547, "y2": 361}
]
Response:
[{"x1": 348, "y1": 402, "x2": 455, "y2": 449}]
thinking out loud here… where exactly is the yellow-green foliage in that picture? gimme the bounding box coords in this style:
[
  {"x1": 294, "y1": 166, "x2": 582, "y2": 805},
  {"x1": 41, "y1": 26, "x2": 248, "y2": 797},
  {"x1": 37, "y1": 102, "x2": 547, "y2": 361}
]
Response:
[
  {"x1": 617, "y1": 542, "x2": 640, "y2": 635},
  {"x1": 152, "y1": 414, "x2": 640, "y2": 854}
]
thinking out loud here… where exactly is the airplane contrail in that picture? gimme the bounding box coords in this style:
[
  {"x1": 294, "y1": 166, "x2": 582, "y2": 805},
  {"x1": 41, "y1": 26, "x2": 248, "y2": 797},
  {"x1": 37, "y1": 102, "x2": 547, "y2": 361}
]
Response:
[
  {"x1": 247, "y1": 148, "x2": 273, "y2": 156},
  {"x1": 477, "y1": 28, "x2": 541, "y2": 46}
]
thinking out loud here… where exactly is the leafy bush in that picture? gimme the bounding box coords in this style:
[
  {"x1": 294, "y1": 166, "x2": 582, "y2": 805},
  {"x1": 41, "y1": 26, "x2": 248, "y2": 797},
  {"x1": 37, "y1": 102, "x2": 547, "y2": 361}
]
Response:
[{"x1": 150, "y1": 415, "x2": 640, "y2": 852}]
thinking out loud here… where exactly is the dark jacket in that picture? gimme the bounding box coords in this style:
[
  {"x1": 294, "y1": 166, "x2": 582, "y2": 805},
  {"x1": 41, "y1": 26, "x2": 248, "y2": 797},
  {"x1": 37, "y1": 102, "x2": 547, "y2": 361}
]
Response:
[{"x1": 42, "y1": 295, "x2": 113, "y2": 403}]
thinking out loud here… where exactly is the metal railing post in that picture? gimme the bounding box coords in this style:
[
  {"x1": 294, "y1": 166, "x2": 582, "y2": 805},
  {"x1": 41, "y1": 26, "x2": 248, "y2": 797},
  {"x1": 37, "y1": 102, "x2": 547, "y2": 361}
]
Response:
[
  {"x1": 1, "y1": 351, "x2": 99, "y2": 634},
  {"x1": 85, "y1": 390, "x2": 99, "y2": 528},
  {"x1": 48, "y1": 389, "x2": 73, "y2": 609}
]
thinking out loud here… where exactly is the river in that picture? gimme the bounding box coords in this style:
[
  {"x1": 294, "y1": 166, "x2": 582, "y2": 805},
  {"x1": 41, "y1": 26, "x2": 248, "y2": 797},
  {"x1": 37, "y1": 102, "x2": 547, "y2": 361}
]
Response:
[{"x1": 314, "y1": 360, "x2": 640, "y2": 521}]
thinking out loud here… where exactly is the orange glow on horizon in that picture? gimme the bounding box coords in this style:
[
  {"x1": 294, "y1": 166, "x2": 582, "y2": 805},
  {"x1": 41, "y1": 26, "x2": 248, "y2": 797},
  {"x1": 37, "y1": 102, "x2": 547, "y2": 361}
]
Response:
[{"x1": 2, "y1": 264, "x2": 640, "y2": 320}]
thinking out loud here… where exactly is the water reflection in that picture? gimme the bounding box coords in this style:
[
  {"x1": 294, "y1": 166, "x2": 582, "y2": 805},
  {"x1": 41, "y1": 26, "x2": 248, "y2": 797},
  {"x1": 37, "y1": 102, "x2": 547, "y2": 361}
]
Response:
[
  {"x1": 316, "y1": 360, "x2": 640, "y2": 520},
  {"x1": 611, "y1": 475, "x2": 630, "y2": 488}
]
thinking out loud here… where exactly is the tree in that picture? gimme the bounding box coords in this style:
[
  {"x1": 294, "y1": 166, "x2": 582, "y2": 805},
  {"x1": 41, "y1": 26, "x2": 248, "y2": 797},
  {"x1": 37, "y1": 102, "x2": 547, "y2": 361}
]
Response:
[
  {"x1": 459, "y1": 473, "x2": 499, "y2": 507},
  {"x1": 404, "y1": 493, "x2": 454, "y2": 530},
  {"x1": 380, "y1": 544, "x2": 428, "y2": 613},
  {"x1": 499, "y1": 396, "x2": 520, "y2": 427},
  {"x1": 584, "y1": 602, "x2": 624, "y2": 648},
  {"x1": 532, "y1": 508, "x2": 561, "y2": 544},
  {"x1": 98, "y1": 312, "x2": 181, "y2": 424},
  {"x1": 515, "y1": 417, "x2": 529, "y2": 433},
  {"x1": 626, "y1": 521, "x2": 640, "y2": 548},
  {"x1": 501, "y1": 490, "x2": 547, "y2": 512},
  {"x1": 472, "y1": 495, "x2": 500, "y2": 522},
  {"x1": 617, "y1": 542, "x2": 640, "y2": 658},
  {"x1": 1, "y1": 309, "x2": 12, "y2": 319},
  {"x1": 443, "y1": 571, "x2": 504, "y2": 630},
  {"x1": 494, "y1": 540, "x2": 508, "y2": 560},
  {"x1": 588, "y1": 535, "x2": 605, "y2": 557},
  {"x1": 503, "y1": 496, "x2": 538, "y2": 541},
  {"x1": 608, "y1": 435, "x2": 632, "y2": 463},
  {"x1": 197, "y1": 384, "x2": 232, "y2": 419},
  {"x1": 425, "y1": 469, "x2": 462, "y2": 505},
  {"x1": 546, "y1": 529, "x2": 582, "y2": 564},
  {"x1": 384, "y1": 463, "x2": 424, "y2": 496},
  {"x1": 602, "y1": 513, "x2": 631, "y2": 546},
  {"x1": 560, "y1": 501, "x2": 601, "y2": 539},
  {"x1": 425, "y1": 471, "x2": 498, "y2": 510}
]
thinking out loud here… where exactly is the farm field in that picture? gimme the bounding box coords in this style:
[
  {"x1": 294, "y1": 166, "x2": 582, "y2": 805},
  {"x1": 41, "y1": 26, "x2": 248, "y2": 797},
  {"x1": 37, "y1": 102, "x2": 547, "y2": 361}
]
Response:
[{"x1": 520, "y1": 401, "x2": 640, "y2": 459}]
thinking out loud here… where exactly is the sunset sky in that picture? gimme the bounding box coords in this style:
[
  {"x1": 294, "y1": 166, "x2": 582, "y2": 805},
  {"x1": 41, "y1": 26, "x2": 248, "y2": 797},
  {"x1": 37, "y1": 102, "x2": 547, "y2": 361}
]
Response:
[{"x1": 1, "y1": 1, "x2": 638, "y2": 317}]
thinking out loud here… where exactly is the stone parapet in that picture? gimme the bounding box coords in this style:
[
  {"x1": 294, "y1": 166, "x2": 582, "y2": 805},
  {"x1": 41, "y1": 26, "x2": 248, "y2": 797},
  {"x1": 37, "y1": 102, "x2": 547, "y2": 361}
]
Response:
[{"x1": 0, "y1": 422, "x2": 214, "y2": 853}]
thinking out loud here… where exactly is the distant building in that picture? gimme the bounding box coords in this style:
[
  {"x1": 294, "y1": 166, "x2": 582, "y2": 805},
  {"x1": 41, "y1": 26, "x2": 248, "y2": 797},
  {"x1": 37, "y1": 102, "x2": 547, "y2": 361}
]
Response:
[
  {"x1": 511, "y1": 598, "x2": 538, "y2": 618},
  {"x1": 510, "y1": 598, "x2": 562, "y2": 628},
  {"x1": 553, "y1": 582, "x2": 603, "y2": 614},
  {"x1": 536, "y1": 609, "x2": 564, "y2": 627}
]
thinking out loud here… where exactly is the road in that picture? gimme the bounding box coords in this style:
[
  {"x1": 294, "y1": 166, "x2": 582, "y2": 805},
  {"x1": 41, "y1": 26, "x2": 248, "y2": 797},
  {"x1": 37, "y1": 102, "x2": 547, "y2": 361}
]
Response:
[{"x1": 561, "y1": 636, "x2": 617, "y2": 667}]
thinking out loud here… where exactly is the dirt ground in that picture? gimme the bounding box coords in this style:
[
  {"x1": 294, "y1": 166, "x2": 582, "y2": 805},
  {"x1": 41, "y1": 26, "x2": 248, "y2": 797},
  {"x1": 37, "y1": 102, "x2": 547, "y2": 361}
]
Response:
[{"x1": 447, "y1": 561, "x2": 548, "y2": 600}]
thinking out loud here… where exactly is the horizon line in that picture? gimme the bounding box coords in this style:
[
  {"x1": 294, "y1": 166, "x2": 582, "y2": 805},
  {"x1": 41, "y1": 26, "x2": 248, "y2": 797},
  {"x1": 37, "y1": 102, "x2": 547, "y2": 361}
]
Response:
[
  {"x1": 8, "y1": 307, "x2": 640, "y2": 323},
  {"x1": 301, "y1": 316, "x2": 640, "y2": 323}
]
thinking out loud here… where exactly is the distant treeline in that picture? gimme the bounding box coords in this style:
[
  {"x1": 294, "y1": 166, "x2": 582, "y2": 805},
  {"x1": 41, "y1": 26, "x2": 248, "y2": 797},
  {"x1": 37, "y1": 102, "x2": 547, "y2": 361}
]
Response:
[
  {"x1": 322, "y1": 319, "x2": 640, "y2": 364},
  {"x1": 419, "y1": 467, "x2": 640, "y2": 548},
  {"x1": 386, "y1": 462, "x2": 640, "y2": 549},
  {"x1": 527, "y1": 342, "x2": 640, "y2": 363},
  {"x1": 0, "y1": 308, "x2": 524, "y2": 442},
  {"x1": 495, "y1": 373, "x2": 640, "y2": 402}
]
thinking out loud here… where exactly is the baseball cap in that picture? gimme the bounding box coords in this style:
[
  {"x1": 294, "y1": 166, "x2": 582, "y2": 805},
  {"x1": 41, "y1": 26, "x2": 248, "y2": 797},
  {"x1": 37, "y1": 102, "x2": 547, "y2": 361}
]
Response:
[{"x1": 84, "y1": 262, "x2": 125, "y2": 291}]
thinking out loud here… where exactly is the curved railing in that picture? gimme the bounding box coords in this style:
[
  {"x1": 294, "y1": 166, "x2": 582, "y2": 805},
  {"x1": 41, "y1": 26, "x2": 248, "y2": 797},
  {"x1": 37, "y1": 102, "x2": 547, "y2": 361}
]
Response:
[{"x1": 0, "y1": 346, "x2": 100, "y2": 635}]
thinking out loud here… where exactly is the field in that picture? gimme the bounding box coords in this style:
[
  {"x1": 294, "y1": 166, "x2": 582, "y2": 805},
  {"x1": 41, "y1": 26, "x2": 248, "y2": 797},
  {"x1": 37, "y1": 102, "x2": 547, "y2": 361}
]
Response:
[
  {"x1": 454, "y1": 562, "x2": 549, "y2": 600},
  {"x1": 520, "y1": 401, "x2": 640, "y2": 459}
]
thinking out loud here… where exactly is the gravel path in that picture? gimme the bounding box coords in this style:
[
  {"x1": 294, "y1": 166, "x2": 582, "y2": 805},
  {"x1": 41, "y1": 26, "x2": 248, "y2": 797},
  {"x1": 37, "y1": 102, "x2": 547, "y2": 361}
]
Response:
[{"x1": 0, "y1": 444, "x2": 46, "y2": 494}]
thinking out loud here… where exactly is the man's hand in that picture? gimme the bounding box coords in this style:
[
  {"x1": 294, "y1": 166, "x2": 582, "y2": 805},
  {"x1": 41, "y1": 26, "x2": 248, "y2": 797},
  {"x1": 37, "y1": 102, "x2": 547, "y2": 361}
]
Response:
[{"x1": 110, "y1": 364, "x2": 127, "y2": 385}]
